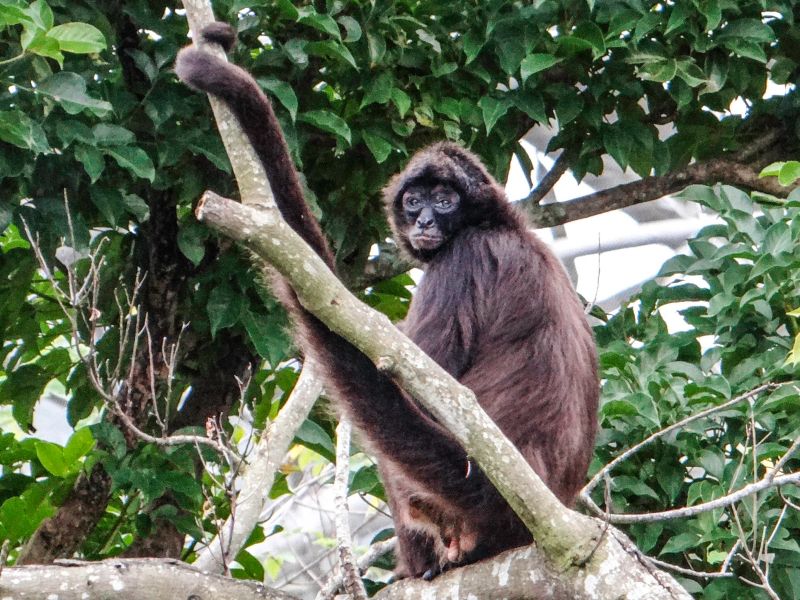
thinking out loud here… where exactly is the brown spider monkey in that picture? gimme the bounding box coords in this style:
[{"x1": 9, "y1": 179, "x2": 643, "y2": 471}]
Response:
[{"x1": 176, "y1": 22, "x2": 598, "y2": 580}]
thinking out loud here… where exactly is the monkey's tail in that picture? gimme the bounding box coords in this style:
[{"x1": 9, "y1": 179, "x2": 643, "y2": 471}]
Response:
[
  {"x1": 175, "y1": 32, "x2": 333, "y2": 267},
  {"x1": 175, "y1": 26, "x2": 489, "y2": 510}
]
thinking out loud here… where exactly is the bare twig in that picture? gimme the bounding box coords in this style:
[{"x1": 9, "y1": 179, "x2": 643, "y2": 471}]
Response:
[
  {"x1": 643, "y1": 555, "x2": 733, "y2": 580},
  {"x1": 768, "y1": 432, "x2": 800, "y2": 484},
  {"x1": 731, "y1": 506, "x2": 781, "y2": 600},
  {"x1": 527, "y1": 153, "x2": 570, "y2": 205},
  {"x1": 595, "y1": 470, "x2": 800, "y2": 524},
  {"x1": 107, "y1": 401, "x2": 238, "y2": 465},
  {"x1": 316, "y1": 538, "x2": 397, "y2": 600},
  {"x1": 321, "y1": 421, "x2": 368, "y2": 600}
]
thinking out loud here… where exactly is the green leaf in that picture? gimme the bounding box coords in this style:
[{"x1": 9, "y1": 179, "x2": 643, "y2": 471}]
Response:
[
  {"x1": 305, "y1": 40, "x2": 357, "y2": 69},
  {"x1": 391, "y1": 88, "x2": 411, "y2": 117},
  {"x1": 512, "y1": 91, "x2": 546, "y2": 123},
  {"x1": 92, "y1": 124, "x2": 135, "y2": 146},
  {"x1": 362, "y1": 130, "x2": 393, "y2": 163},
  {"x1": 46, "y1": 22, "x2": 106, "y2": 54},
  {"x1": 555, "y1": 93, "x2": 584, "y2": 126},
  {"x1": 779, "y1": 161, "x2": 800, "y2": 186},
  {"x1": 366, "y1": 32, "x2": 386, "y2": 65},
  {"x1": 299, "y1": 12, "x2": 341, "y2": 40},
  {"x1": 0, "y1": 4, "x2": 32, "y2": 28},
  {"x1": 676, "y1": 60, "x2": 706, "y2": 88},
  {"x1": 35, "y1": 441, "x2": 68, "y2": 477},
  {"x1": 613, "y1": 475, "x2": 661, "y2": 501},
  {"x1": 56, "y1": 120, "x2": 94, "y2": 147},
  {"x1": 37, "y1": 72, "x2": 112, "y2": 115},
  {"x1": 416, "y1": 28, "x2": 440, "y2": 53},
  {"x1": 207, "y1": 284, "x2": 242, "y2": 337},
  {"x1": 760, "y1": 161, "x2": 784, "y2": 178},
  {"x1": 295, "y1": 419, "x2": 335, "y2": 460},
  {"x1": 350, "y1": 464, "x2": 381, "y2": 495},
  {"x1": 123, "y1": 194, "x2": 150, "y2": 222},
  {"x1": 725, "y1": 40, "x2": 767, "y2": 63},
  {"x1": 572, "y1": 21, "x2": 605, "y2": 57},
  {"x1": 639, "y1": 59, "x2": 677, "y2": 83},
  {"x1": 520, "y1": 53, "x2": 561, "y2": 82},
  {"x1": 103, "y1": 146, "x2": 155, "y2": 182},
  {"x1": 258, "y1": 78, "x2": 299, "y2": 121},
  {"x1": 462, "y1": 30, "x2": 484, "y2": 64},
  {"x1": 241, "y1": 309, "x2": 289, "y2": 367},
  {"x1": 0, "y1": 364, "x2": 52, "y2": 431},
  {"x1": 23, "y1": 0, "x2": 53, "y2": 31},
  {"x1": 74, "y1": 144, "x2": 105, "y2": 182},
  {"x1": 299, "y1": 110, "x2": 351, "y2": 143},
  {"x1": 177, "y1": 221, "x2": 207, "y2": 265},
  {"x1": 478, "y1": 96, "x2": 512, "y2": 134},
  {"x1": 63, "y1": 428, "x2": 95, "y2": 463},
  {"x1": 665, "y1": 3, "x2": 688, "y2": 35},
  {"x1": 717, "y1": 19, "x2": 776, "y2": 43},
  {"x1": 90, "y1": 187, "x2": 125, "y2": 225},
  {"x1": 0, "y1": 110, "x2": 50, "y2": 154},
  {"x1": 25, "y1": 31, "x2": 63, "y2": 64},
  {"x1": 90, "y1": 422, "x2": 127, "y2": 459},
  {"x1": 337, "y1": 16, "x2": 361, "y2": 43},
  {"x1": 361, "y1": 72, "x2": 393, "y2": 108},
  {"x1": 660, "y1": 532, "x2": 700, "y2": 555}
]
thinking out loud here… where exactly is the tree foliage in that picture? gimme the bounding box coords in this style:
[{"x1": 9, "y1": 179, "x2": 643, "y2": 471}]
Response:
[{"x1": 1, "y1": 0, "x2": 800, "y2": 597}]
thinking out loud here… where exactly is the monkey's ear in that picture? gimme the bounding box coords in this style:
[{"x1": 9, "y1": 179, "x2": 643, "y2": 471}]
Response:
[{"x1": 199, "y1": 21, "x2": 237, "y2": 53}]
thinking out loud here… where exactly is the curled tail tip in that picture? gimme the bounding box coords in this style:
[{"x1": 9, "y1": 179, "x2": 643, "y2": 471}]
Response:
[
  {"x1": 174, "y1": 47, "x2": 220, "y2": 89},
  {"x1": 174, "y1": 47, "x2": 201, "y2": 85},
  {"x1": 200, "y1": 22, "x2": 237, "y2": 52}
]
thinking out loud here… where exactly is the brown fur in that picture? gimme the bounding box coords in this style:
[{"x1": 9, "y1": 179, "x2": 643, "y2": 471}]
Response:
[{"x1": 176, "y1": 24, "x2": 599, "y2": 579}]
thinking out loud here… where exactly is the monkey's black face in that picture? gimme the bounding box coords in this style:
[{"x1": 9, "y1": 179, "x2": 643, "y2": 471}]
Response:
[{"x1": 401, "y1": 182, "x2": 462, "y2": 255}]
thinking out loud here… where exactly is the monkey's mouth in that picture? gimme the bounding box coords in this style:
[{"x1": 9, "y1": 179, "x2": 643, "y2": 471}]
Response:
[{"x1": 410, "y1": 233, "x2": 444, "y2": 250}]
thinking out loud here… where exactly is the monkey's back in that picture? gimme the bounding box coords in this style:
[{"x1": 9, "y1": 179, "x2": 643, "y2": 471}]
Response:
[{"x1": 405, "y1": 224, "x2": 599, "y2": 506}]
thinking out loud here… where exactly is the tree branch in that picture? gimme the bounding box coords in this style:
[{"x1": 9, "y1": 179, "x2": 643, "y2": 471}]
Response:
[
  {"x1": 523, "y1": 158, "x2": 789, "y2": 227},
  {"x1": 527, "y1": 152, "x2": 570, "y2": 205},
  {"x1": 0, "y1": 559, "x2": 298, "y2": 599}
]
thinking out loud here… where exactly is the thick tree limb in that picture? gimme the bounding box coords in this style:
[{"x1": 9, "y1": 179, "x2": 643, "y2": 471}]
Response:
[
  {"x1": 194, "y1": 362, "x2": 322, "y2": 572},
  {"x1": 524, "y1": 158, "x2": 787, "y2": 227},
  {"x1": 195, "y1": 191, "x2": 690, "y2": 599},
  {"x1": 0, "y1": 558, "x2": 297, "y2": 599}
]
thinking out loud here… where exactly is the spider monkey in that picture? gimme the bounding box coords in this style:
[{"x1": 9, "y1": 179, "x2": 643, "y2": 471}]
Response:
[{"x1": 176, "y1": 22, "x2": 599, "y2": 580}]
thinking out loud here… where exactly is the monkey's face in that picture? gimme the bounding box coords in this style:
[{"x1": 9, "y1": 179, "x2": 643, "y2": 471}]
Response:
[{"x1": 400, "y1": 182, "x2": 462, "y2": 254}]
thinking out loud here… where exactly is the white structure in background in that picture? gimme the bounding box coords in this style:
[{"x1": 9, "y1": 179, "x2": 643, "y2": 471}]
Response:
[{"x1": 510, "y1": 126, "x2": 715, "y2": 310}]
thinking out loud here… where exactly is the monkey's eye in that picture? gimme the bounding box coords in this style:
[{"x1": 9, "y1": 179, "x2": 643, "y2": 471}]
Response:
[
  {"x1": 434, "y1": 196, "x2": 452, "y2": 208},
  {"x1": 404, "y1": 196, "x2": 421, "y2": 209}
]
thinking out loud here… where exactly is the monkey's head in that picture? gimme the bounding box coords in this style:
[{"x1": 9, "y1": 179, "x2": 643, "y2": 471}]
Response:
[{"x1": 383, "y1": 142, "x2": 516, "y2": 262}]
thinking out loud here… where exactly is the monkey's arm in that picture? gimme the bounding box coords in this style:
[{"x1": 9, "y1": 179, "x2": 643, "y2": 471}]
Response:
[{"x1": 175, "y1": 25, "x2": 490, "y2": 507}]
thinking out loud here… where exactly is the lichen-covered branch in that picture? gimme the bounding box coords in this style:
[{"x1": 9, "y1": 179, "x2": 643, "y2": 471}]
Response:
[{"x1": 0, "y1": 558, "x2": 298, "y2": 599}]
